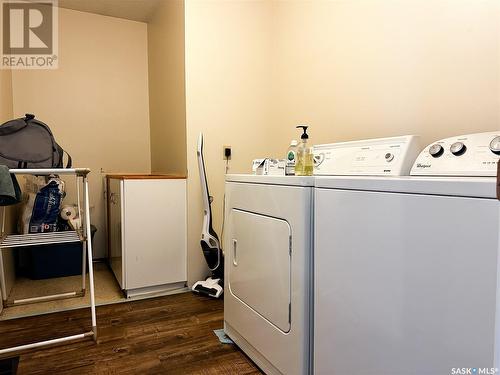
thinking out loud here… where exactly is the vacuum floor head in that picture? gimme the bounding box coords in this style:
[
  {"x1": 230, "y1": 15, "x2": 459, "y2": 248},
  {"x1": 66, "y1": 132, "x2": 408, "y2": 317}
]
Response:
[{"x1": 192, "y1": 277, "x2": 223, "y2": 298}]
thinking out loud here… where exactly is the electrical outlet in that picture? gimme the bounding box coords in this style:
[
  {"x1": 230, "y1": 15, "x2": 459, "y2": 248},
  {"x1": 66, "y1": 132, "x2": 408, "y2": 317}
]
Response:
[{"x1": 223, "y1": 145, "x2": 232, "y2": 160}]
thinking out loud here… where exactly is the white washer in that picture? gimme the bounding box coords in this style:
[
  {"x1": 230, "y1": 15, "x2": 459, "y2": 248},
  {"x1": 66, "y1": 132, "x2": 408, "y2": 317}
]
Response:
[
  {"x1": 314, "y1": 132, "x2": 500, "y2": 375},
  {"x1": 224, "y1": 174, "x2": 314, "y2": 375}
]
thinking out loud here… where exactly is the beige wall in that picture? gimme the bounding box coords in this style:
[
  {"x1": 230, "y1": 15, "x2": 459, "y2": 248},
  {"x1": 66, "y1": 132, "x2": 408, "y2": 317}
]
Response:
[
  {"x1": 5, "y1": 0, "x2": 495, "y2": 284},
  {"x1": 0, "y1": 70, "x2": 13, "y2": 123},
  {"x1": 271, "y1": 0, "x2": 500, "y2": 147},
  {"x1": 11, "y1": 8, "x2": 151, "y2": 258},
  {"x1": 0, "y1": 68, "x2": 16, "y2": 301},
  {"x1": 184, "y1": 0, "x2": 283, "y2": 284},
  {"x1": 183, "y1": 0, "x2": 499, "y2": 284},
  {"x1": 0, "y1": 68, "x2": 16, "y2": 234},
  {"x1": 148, "y1": 0, "x2": 187, "y2": 175}
]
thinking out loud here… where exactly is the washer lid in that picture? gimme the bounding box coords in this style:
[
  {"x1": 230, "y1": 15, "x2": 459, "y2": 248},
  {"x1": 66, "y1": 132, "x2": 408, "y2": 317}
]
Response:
[
  {"x1": 226, "y1": 174, "x2": 314, "y2": 187},
  {"x1": 314, "y1": 176, "x2": 497, "y2": 199}
]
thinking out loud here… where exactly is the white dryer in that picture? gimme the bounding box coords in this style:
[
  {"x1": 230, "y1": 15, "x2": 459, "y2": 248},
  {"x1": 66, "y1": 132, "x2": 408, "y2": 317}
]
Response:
[
  {"x1": 314, "y1": 132, "x2": 500, "y2": 375},
  {"x1": 224, "y1": 174, "x2": 314, "y2": 375}
]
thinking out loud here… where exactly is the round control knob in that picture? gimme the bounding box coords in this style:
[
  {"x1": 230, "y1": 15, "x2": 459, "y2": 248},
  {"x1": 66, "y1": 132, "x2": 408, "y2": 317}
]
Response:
[
  {"x1": 314, "y1": 153, "x2": 325, "y2": 166},
  {"x1": 385, "y1": 153, "x2": 394, "y2": 162},
  {"x1": 489, "y1": 136, "x2": 500, "y2": 155},
  {"x1": 450, "y1": 142, "x2": 466, "y2": 156},
  {"x1": 429, "y1": 144, "x2": 444, "y2": 158}
]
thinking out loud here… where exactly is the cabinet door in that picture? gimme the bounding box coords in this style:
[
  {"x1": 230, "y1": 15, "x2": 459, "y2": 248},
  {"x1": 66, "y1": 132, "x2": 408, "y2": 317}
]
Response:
[
  {"x1": 108, "y1": 178, "x2": 123, "y2": 288},
  {"x1": 123, "y1": 179, "x2": 187, "y2": 290}
]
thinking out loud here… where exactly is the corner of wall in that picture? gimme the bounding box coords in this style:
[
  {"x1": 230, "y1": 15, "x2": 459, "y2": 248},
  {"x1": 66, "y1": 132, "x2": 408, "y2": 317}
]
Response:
[
  {"x1": 0, "y1": 67, "x2": 16, "y2": 299},
  {"x1": 0, "y1": 69, "x2": 13, "y2": 122},
  {"x1": 147, "y1": 0, "x2": 187, "y2": 175}
]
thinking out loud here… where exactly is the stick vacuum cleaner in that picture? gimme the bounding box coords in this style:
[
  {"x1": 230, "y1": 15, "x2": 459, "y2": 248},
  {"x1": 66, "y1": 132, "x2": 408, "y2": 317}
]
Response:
[{"x1": 191, "y1": 133, "x2": 224, "y2": 298}]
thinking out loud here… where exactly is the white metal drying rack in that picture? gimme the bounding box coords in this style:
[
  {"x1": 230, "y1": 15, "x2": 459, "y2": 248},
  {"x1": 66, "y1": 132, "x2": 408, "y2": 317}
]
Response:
[{"x1": 0, "y1": 168, "x2": 97, "y2": 356}]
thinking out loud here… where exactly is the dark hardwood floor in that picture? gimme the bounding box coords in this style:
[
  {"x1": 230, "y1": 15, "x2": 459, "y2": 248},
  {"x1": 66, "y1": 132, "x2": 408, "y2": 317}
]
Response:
[{"x1": 0, "y1": 292, "x2": 263, "y2": 374}]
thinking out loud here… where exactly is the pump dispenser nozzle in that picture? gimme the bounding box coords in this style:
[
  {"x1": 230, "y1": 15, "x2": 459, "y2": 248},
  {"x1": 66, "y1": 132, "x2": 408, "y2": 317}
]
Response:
[
  {"x1": 296, "y1": 125, "x2": 309, "y2": 140},
  {"x1": 295, "y1": 125, "x2": 313, "y2": 176}
]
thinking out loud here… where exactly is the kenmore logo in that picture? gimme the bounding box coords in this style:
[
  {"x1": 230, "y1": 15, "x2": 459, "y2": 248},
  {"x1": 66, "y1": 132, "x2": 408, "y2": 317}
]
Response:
[{"x1": 416, "y1": 163, "x2": 431, "y2": 168}]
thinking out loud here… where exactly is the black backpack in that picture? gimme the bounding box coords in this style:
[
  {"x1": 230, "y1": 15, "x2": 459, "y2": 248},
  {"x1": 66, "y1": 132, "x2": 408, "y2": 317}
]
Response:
[{"x1": 0, "y1": 114, "x2": 71, "y2": 169}]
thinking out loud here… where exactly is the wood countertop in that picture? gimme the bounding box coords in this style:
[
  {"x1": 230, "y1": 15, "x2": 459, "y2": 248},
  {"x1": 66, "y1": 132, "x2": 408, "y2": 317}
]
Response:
[{"x1": 106, "y1": 174, "x2": 186, "y2": 180}]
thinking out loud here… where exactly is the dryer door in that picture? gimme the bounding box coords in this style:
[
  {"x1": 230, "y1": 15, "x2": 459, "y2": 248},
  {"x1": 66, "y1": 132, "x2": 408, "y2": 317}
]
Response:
[{"x1": 229, "y1": 209, "x2": 291, "y2": 333}]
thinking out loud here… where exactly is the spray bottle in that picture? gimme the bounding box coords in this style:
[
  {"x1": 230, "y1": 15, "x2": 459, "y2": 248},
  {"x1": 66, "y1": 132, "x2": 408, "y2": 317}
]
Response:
[{"x1": 295, "y1": 125, "x2": 313, "y2": 176}]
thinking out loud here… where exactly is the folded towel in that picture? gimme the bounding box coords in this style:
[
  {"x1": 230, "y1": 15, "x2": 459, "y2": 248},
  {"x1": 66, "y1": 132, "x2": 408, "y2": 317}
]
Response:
[{"x1": 0, "y1": 165, "x2": 21, "y2": 206}]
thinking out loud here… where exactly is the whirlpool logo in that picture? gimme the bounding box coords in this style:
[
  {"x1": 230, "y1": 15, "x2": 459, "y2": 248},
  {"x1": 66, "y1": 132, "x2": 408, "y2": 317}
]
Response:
[
  {"x1": 450, "y1": 368, "x2": 499, "y2": 375},
  {"x1": 1, "y1": 0, "x2": 58, "y2": 69},
  {"x1": 416, "y1": 163, "x2": 432, "y2": 168}
]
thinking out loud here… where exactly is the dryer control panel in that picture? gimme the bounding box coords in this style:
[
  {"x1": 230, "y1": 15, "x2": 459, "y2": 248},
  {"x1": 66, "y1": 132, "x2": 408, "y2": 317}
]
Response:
[
  {"x1": 313, "y1": 135, "x2": 420, "y2": 176},
  {"x1": 411, "y1": 132, "x2": 500, "y2": 176}
]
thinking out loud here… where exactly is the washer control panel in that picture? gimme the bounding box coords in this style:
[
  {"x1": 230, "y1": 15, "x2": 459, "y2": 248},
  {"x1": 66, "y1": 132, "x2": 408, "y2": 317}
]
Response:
[
  {"x1": 411, "y1": 132, "x2": 500, "y2": 176},
  {"x1": 313, "y1": 135, "x2": 420, "y2": 176}
]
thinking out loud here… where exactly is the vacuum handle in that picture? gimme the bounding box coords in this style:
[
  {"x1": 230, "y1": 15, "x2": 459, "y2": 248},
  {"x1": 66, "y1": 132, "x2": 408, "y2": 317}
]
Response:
[{"x1": 232, "y1": 239, "x2": 238, "y2": 266}]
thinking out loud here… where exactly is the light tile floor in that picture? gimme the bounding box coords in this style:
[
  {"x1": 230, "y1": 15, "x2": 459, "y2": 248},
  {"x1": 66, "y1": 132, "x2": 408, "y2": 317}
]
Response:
[{"x1": 1, "y1": 262, "x2": 123, "y2": 320}]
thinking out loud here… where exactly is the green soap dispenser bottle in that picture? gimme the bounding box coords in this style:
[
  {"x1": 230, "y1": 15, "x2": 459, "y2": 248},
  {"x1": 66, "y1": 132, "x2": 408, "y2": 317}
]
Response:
[{"x1": 295, "y1": 125, "x2": 313, "y2": 176}]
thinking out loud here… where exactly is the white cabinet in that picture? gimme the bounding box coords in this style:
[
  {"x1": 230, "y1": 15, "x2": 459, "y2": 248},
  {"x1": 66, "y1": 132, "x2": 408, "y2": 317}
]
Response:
[{"x1": 107, "y1": 175, "x2": 187, "y2": 297}]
